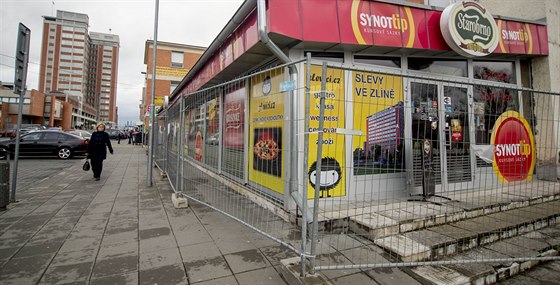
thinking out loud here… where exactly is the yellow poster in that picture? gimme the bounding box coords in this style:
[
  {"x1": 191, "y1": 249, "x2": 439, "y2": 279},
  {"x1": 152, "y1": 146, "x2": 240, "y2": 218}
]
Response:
[
  {"x1": 248, "y1": 70, "x2": 285, "y2": 194},
  {"x1": 307, "y1": 65, "x2": 345, "y2": 198},
  {"x1": 352, "y1": 71, "x2": 404, "y2": 175}
]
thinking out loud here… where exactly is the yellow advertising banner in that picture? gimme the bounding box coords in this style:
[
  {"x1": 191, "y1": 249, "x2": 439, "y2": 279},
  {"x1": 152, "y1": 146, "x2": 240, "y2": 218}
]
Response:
[
  {"x1": 154, "y1": 97, "x2": 164, "y2": 106},
  {"x1": 352, "y1": 71, "x2": 404, "y2": 175},
  {"x1": 248, "y1": 70, "x2": 285, "y2": 194},
  {"x1": 307, "y1": 65, "x2": 346, "y2": 198},
  {"x1": 155, "y1": 66, "x2": 189, "y2": 77}
]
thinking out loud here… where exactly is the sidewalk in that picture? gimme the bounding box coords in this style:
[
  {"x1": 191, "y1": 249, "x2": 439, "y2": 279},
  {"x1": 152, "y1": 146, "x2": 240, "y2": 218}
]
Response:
[{"x1": 0, "y1": 144, "x2": 295, "y2": 284}]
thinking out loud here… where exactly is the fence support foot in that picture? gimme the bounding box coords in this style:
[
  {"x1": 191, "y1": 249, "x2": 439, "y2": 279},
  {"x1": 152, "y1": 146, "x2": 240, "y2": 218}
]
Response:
[
  {"x1": 171, "y1": 193, "x2": 188, "y2": 209},
  {"x1": 160, "y1": 172, "x2": 167, "y2": 180},
  {"x1": 278, "y1": 257, "x2": 331, "y2": 285}
]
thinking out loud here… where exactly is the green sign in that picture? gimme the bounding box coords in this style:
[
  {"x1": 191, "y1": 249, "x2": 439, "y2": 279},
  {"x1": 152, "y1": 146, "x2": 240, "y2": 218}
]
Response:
[{"x1": 440, "y1": 1, "x2": 498, "y2": 57}]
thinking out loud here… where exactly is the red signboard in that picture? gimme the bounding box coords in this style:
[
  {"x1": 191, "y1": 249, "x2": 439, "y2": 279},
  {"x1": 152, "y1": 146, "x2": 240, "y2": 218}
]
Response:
[
  {"x1": 491, "y1": 111, "x2": 535, "y2": 183},
  {"x1": 223, "y1": 86, "x2": 245, "y2": 149}
]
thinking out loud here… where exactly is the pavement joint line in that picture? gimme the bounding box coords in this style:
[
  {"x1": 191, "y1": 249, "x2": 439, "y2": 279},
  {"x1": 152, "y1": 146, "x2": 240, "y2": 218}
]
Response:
[{"x1": 86, "y1": 146, "x2": 132, "y2": 283}]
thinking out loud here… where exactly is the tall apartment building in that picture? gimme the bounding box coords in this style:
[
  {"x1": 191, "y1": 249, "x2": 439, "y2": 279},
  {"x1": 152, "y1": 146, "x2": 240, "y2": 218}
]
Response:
[
  {"x1": 38, "y1": 10, "x2": 119, "y2": 126},
  {"x1": 142, "y1": 40, "x2": 205, "y2": 126}
]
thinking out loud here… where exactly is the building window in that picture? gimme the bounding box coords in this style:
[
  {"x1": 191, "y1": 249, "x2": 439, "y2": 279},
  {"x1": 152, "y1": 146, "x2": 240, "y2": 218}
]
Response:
[
  {"x1": 170, "y1": 81, "x2": 180, "y2": 94},
  {"x1": 408, "y1": 58, "x2": 467, "y2": 77},
  {"x1": 473, "y1": 61, "x2": 516, "y2": 84},
  {"x1": 171, "y1": 51, "x2": 184, "y2": 68},
  {"x1": 354, "y1": 55, "x2": 401, "y2": 69},
  {"x1": 309, "y1": 52, "x2": 344, "y2": 63}
]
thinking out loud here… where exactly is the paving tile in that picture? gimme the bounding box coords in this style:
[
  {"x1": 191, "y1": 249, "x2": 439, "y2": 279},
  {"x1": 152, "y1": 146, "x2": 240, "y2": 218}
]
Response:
[
  {"x1": 0, "y1": 252, "x2": 53, "y2": 279},
  {"x1": 179, "y1": 241, "x2": 221, "y2": 262},
  {"x1": 49, "y1": 248, "x2": 97, "y2": 267},
  {"x1": 139, "y1": 247, "x2": 182, "y2": 270},
  {"x1": 139, "y1": 264, "x2": 188, "y2": 285},
  {"x1": 331, "y1": 272, "x2": 380, "y2": 285},
  {"x1": 41, "y1": 261, "x2": 93, "y2": 284},
  {"x1": 235, "y1": 267, "x2": 286, "y2": 285},
  {"x1": 14, "y1": 240, "x2": 63, "y2": 258},
  {"x1": 193, "y1": 275, "x2": 239, "y2": 285},
  {"x1": 184, "y1": 255, "x2": 232, "y2": 283},
  {"x1": 223, "y1": 249, "x2": 270, "y2": 274},
  {"x1": 92, "y1": 253, "x2": 138, "y2": 278},
  {"x1": 90, "y1": 271, "x2": 139, "y2": 285}
]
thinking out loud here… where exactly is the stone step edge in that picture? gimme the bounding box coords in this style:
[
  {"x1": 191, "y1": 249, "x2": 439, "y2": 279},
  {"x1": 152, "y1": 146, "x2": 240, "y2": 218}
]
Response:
[
  {"x1": 344, "y1": 194, "x2": 560, "y2": 239},
  {"x1": 409, "y1": 249, "x2": 558, "y2": 285},
  {"x1": 373, "y1": 215, "x2": 560, "y2": 263}
]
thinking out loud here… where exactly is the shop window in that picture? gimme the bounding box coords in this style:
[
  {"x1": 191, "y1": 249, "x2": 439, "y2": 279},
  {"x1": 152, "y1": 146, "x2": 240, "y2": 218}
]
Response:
[
  {"x1": 473, "y1": 85, "x2": 519, "y2": 167},
  {"x1": 222, "y1": 84, "x2": 246, "y2": 179},
  {"x1": 204, "y1": 97, "x2": 220, "y2": 170},
  {"x1": 354, "y1": 55, "x2": 401, "y2": 69},
  {"x1": 520, "y1": 60, "x2": 536, "y2": 132},
  {"x1": 408, "y1": 58, "x2": 467, "y2": 77},
  {"x1": 171, "y1": 51, "x2": 184, "y2": 68},
  {"x1": 473, "y1": 61, "x2": 516, "y2": 84},
  {"x1": 309, "y1": 52, "x2": 344, "y2": 63}
]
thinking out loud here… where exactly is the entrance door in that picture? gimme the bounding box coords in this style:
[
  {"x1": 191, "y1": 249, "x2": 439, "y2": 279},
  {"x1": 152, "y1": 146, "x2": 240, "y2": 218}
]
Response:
[
  {"x1": 409, "y1": 82, "x2": 473, "y2": 193},
  {"x1": 441, "y1": 86, "x2": 473, "y2": 190}
]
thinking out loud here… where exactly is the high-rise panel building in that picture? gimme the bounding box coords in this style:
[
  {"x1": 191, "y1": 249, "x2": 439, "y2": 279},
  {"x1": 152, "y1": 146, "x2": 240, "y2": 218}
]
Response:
[{"x1": 38, "y1": 10, "x2": 119, "y2": 125}]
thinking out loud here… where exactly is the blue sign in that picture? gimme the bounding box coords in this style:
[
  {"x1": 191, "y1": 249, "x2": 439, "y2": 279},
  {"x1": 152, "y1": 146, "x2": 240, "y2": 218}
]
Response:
[{"x1": 280, "y1": 80, "x2": 295, "y2": 92}]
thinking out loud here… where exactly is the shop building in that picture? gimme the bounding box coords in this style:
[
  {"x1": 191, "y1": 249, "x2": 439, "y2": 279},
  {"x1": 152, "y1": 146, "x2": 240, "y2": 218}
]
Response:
[{"x1": 162, "y1": 0, "x2": 559, "y2": 209}]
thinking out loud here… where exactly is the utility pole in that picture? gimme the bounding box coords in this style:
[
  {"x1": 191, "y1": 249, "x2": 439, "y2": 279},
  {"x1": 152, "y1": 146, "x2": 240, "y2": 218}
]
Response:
[{"x1": 147, "y1": 0, "x2": 159, "y2": 187}]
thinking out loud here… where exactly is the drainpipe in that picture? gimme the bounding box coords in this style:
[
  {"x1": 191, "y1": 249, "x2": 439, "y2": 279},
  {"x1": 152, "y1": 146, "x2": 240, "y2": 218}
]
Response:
[
  {"x1": 257, "y1": 0, "x2": 299, "y2": 205},
  {"x1": 257, "y1": 0, "x2": 308, "y2": 276}
]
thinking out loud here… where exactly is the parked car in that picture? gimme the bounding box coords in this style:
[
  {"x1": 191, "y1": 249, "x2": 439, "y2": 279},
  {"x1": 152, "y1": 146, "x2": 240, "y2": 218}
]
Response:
[
  {"x1": 67, "y1": 130, "x2": 92, "y2": 140},
  {"x1": 20, "y1": 125, "x2": 47, "y2": 135},
  {"x1": 107, "y1": 129, "x2": 122, "y2": 139},
  {"x1": 0, "y1": 129, "x2": 17, "y2": 138},
  {"x1": 0, "y1": 130, "x2": 88, "y2": 159}
]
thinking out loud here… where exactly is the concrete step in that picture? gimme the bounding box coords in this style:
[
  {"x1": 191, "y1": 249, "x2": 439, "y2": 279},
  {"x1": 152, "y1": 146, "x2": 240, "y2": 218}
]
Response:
[
  {"x1": 342, "y1": 194, "x2": 560, "y2": 240},
  {"x1": 372, "y1": 200, "x2": 560, "y2": 263},
  {"x1": 408, "y1": 225, "x2": 560, "y2": 285}
]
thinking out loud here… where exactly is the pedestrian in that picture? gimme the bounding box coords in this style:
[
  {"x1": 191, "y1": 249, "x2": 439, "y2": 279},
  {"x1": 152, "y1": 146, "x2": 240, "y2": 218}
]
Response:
[
  {"x1": 117, "y1": 130, "x2": 121, "y2": 144},
  {"x1": 86, "y1": 123, "x2": 113, "y2": 181},
  {"x1": 128, "y1": 129, "x2": 133, "y2": 144}
]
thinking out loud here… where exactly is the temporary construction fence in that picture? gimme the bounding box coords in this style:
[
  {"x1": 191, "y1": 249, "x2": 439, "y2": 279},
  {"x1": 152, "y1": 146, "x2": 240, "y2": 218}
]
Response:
[{"x1": 153, "y1": 56, "x2": 560, "y2": 281}]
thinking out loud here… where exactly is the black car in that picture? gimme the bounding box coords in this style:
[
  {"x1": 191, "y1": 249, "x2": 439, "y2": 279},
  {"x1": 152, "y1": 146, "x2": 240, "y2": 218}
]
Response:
[{"x1": 0, "y1": 130, "x2": 88, "y2": 159}]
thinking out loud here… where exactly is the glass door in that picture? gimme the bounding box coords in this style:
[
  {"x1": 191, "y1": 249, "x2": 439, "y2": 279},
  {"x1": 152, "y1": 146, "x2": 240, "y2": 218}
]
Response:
[
  {"x1": 409, "y1": 82, "x2": 474, "y2": 193},
  {"x1": 410, "y1": 82, "x2": 442, "y2": 190},
  {"x1": 441, "y1": 86, "x2": 473, "y2": 190}
]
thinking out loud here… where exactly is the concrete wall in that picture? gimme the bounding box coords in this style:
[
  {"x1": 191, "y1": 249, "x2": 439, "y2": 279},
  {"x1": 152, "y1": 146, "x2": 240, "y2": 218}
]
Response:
[{"x1": 481, "y1": 0, "x2": 560, "y2": 180}]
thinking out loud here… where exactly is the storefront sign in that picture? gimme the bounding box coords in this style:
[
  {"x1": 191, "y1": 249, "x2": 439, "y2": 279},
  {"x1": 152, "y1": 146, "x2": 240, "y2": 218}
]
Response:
[
  {"x1": 155, "y1": 66, "x2": 189, "y2": 77},
  {"x1": 223, "y1": 87, "x2": 245, "y2": 149},
  {"x1": 307, "y1": 65, "x2": 346, "y2": 198},
  {"x1": 440, "y1": 1, "x2": 499, "y2": 57},
  {"x1": 490, "y1": 111, "x2": 535, "y2": 182},
  {"x1": 194, "y1": 130, "x2": 203, "y2": 161},
  {"x1": 248, "y1": 70, "x2": 285, "y2": 194}
]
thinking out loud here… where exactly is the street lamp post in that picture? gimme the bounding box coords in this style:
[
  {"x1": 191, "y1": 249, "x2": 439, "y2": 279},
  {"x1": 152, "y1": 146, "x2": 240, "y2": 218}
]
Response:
[{"x1": 147, "y1": 0, "x2": 159, "y2": 187}]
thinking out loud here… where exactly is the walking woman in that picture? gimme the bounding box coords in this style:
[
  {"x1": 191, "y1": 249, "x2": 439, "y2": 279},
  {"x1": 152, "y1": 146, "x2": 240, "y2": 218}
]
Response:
[{"x1": 87, "y1": 123, "x2": 113, "y2": 181}]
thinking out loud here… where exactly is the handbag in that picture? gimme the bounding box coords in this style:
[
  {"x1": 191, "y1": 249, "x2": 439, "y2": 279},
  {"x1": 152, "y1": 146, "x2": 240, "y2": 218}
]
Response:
[{"x1": 82, "y1": 159, "x2": 90, "y2": 171}]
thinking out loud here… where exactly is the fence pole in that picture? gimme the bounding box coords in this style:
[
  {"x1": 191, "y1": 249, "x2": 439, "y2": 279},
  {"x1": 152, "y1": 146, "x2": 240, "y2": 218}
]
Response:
[
  {"x1": 300, "y1": 53, "x2": 312, "y2": 276},
  {"x1": 309, "y1": 62, "x2": 327, "y2": 274},
  {"x1": 176, "y1": 101, "x2": 183, "y2": 191}
]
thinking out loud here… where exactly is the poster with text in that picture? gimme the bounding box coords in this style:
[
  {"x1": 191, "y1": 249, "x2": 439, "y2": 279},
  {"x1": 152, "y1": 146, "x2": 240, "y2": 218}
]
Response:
[
  {"x1": 307, "y1": 65, "x2": 346, "y2": 198},
  {"x1": 352, "y1": 71, "x2": 404, "y2": 175},
  {"x1": 248, "y1": 70, "x2": 285, "y2": 194}
]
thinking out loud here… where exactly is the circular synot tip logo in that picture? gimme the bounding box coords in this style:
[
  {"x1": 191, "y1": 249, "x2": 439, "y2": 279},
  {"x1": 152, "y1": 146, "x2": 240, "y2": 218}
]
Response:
[{"x1": 490, "y1": 111, "x2": 535, "y2": 183}]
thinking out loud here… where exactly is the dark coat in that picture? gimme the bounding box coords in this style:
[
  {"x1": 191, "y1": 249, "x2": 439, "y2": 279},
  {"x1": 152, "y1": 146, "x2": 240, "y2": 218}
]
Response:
[{"x1": 87, "y1": 131, "x2": 113, "y2": 160}]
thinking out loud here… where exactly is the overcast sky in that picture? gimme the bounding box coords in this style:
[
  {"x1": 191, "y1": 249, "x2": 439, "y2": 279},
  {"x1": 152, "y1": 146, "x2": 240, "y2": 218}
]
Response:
[{"x1": 0, "y1": 0, "x2": 244, "y2": 126}]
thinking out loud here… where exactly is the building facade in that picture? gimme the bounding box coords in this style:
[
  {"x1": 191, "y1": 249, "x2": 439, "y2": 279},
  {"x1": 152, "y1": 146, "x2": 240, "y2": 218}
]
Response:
[
  {"x1": 160, "y1": 0, "x2": 559, "y2": 209},
  {"x1": 142, "y1": 41, "x2": 205, "y2": 127},
  {"x1": 38, "y1": 10, "x2": 120, "y2": 126}
]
